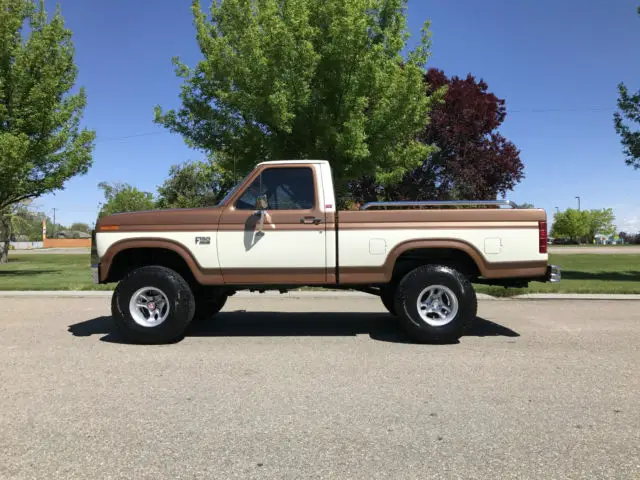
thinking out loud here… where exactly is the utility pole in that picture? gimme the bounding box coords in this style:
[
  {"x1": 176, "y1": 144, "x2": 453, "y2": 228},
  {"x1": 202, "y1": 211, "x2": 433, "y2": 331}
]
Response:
[
  {"x1": 52, "y1": 208, "x2": 58, "y2": 238},
  {"x1": 575, "y1": 196, "x2": 581, "y2": 211}
]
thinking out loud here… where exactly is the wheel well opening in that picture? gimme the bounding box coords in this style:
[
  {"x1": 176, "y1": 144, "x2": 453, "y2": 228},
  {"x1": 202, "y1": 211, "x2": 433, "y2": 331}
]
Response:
[
  {"x1": 106, "y1": 248, "x2": 196, "y2": 285},
  {"x1": 392, "y1": 248, "x2": 480, "y2": 282}
]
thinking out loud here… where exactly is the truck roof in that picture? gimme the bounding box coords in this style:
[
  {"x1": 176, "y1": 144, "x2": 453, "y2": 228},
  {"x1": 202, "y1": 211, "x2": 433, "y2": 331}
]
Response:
[{"x1": 257, "y1": 159, "x2": 329, "y2": 166}]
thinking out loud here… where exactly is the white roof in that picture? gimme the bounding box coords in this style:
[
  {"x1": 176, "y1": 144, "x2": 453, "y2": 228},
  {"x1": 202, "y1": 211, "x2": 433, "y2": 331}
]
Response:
[{"x1": 257, "y1": 159, "x2": 329, "y2": 166}]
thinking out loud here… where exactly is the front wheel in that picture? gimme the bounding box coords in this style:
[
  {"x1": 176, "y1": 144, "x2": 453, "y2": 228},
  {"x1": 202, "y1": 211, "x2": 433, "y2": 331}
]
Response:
[
  {"x1": 192, "y1": 287, "x2": 228, "y2": 322},
  {"x1": 380, "y1": 286, "x2": 397, "y2": 315},
  {"x1": 394, "y1": 265, "x2": 477, "y2": 344},
  {"x1": 111, "y1": 266, "x2": 195, "y2": 344}
]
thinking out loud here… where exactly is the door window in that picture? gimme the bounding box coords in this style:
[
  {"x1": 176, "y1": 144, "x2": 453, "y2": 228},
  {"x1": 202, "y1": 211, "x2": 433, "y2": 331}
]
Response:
[{"x1": 235, "y1": 167, "x2": 315, "y2": 210}]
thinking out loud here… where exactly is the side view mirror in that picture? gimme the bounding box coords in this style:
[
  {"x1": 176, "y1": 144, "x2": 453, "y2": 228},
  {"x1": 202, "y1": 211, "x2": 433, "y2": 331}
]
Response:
[
  {"x1": 255, "y1": 194, "x2": 268, "y2": 233},
  {"x1": 255, "y1": 194, "x2": 268, "y2": 211}
]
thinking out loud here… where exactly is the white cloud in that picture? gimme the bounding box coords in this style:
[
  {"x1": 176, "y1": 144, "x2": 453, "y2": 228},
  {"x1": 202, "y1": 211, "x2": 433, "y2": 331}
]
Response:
[
  {"x1": 602, "y1": 204, "x2": 640, "y2": 233},
  {"x1": 617, "y1": 215, "x2": 640, "y2": 233}
]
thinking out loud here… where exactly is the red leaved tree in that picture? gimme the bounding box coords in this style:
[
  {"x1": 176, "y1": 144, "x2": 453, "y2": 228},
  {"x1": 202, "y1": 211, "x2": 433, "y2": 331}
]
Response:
[{"x1": 348, "y1": 68, "x2": 524, "y2": 203}]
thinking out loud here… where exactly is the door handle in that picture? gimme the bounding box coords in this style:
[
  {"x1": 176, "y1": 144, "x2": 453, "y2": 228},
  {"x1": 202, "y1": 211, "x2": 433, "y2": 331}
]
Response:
[{"x1": 300, "y1": 216, "x2": 322, "y2": 225}]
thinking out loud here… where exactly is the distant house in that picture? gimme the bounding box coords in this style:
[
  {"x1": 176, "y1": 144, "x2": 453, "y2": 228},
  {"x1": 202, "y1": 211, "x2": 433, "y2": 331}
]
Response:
[{"x1": 595, "y1": 233, "x2": 622, "y2": 245}]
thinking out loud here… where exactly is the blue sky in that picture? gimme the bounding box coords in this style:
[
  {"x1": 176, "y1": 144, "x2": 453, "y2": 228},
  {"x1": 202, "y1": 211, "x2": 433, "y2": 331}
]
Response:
[{"x1": 38, "y1": 0, "x2": 640, "y2": 231}]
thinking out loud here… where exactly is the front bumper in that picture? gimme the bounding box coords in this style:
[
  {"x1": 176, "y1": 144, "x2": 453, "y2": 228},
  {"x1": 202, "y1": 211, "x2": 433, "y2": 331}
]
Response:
[{"x1": 547, "y1": 264, "x2": 561, "y2": 283}]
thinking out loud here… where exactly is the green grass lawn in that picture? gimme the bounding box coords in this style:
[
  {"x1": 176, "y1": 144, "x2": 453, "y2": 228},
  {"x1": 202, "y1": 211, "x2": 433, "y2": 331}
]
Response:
[
  {"x1": 477, "y1": 254, "x2": 640, "y2": 297},
  {"x1": 0, "y1": 254, "x2": 113, "y2": 291},
  {"x1": 1, "y1": 253, "x2": 639, "y2": 295},
  {"x1": 550, "y1": 244, "x2": 637, "y2": 248}
]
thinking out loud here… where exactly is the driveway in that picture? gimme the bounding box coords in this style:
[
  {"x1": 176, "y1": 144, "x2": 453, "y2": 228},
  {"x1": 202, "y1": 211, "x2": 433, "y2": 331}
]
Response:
[{"x1": 1, "y1": 295, "x2": 638, "y2": 479}]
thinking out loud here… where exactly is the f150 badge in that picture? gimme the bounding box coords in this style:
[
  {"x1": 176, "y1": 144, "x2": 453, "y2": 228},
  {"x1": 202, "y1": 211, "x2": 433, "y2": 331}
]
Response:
[{"x1": 195, "y1": 236, "x2": 210, "y2": 245}]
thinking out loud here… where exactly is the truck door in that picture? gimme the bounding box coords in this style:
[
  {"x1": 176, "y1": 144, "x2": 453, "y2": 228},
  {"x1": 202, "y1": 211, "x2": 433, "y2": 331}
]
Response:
[{"x1": 217, "y1": 164, "x2": 327, "y2": 284}]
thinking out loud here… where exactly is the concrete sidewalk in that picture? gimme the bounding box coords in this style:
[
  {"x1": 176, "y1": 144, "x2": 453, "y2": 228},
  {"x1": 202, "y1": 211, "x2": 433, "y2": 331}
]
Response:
[{"x1": 1, "y1": 290, "x2": 640, "y2": 300}]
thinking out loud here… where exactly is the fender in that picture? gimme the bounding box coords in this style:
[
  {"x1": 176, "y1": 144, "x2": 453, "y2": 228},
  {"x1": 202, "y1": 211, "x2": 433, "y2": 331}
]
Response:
[
  {"x1": 382, "y1": 238, "x2": 546, "y2": 281},
  {"x1": 382, "y1": 238, "x2": 488, "y2": 281},
  {"x1": 99, "y1": 238, "x2": 223, "y2": 284}
]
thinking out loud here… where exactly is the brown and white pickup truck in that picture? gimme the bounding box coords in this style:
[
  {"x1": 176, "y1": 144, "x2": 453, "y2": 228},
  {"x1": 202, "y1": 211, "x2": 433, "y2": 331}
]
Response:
[{"x1": 91, "y1": 159, "x2": 560, "y2": 344}]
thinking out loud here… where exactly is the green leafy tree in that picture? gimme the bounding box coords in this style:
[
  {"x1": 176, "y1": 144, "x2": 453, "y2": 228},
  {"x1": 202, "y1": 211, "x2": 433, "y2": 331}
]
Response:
[
  {"x1": 28, "y1": 212, "x2": 49, "y2": 240},
  {"x1": 0, "y1": 201, "x2": 33, "y2": 260},
  {"x1": 551, "y1": 208, "x2": 589, "y2": 242},
  {"x1": 156, "y1": 159, "x2": 234, "y2": 209},
  {"x1": 349, "y1": 68, "x2": 524, "y2": 203},
  {"x1": 551, "y1": 208, "x2": 616, "y2": 243},
  {"x1": 46, "y1": 219, "x2": 67, "y2": 238},
  {"x1": 585, "y1": 208, "x2": 616, "y2": 241},
  {"x1": 7, "y1": 205, "x2": 54, "y2": 241},
  {"x1": 98, "y1": 182, "x2": 155, "y2": 218},
  {"x1": 0, "y1": 0, "x2": 95, "y2": 261},
  {"x1": 518, "y1": 202, "x2": 535, "y2": 209},
  {"x1": 615, "y1": 83, "x2": 640, "y2": 168},
  {"x1": 155, "y1": 0, "x2": 443, "y2": 200},
  {"x1": 69, "y1": 222, "x2": 90, "y2": 233},
  {"x1": 13, "y1": 211, "x2": 41, "y2": 241},
  {"x1": 613, "y1": 7, "x2": 640, "y2": 168}
]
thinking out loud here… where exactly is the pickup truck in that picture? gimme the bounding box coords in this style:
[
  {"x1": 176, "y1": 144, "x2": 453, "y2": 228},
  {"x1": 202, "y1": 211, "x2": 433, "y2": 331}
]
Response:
[{"x1": 91, "y1": 159, "x2": 560, "y2": 344}]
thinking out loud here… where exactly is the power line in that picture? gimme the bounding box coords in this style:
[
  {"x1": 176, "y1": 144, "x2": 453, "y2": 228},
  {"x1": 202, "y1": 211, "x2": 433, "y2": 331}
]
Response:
[
  {"x1": 95, "y1": 131, "x2": 166, "y2": 144},
  {"x1": 89, "y1": 106, "x2": 617, "y2": 144},
  {"x1": 508, "y1": 107, "x2": 615, "y2": 114}
]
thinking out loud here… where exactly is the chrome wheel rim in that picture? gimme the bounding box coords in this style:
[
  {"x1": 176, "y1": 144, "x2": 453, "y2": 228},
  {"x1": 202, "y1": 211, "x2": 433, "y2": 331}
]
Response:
[
  {"x1": 416, "y1": 285, "x2": 459, "y2": 327},
  {"x1": 129, "y1": 287, "x2": 170, "y2": 327}
]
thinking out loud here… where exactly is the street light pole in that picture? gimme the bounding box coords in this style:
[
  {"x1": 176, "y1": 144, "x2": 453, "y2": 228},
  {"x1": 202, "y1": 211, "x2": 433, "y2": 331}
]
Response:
[
  {"x1": 555, "y1": 206, "x2": 559, "y2": 214},
  {"x1": 52, "y1": 208, "x2": 58, "y2": 238},
  {"x1": 575, "y1": 196, "x2": 581, "y2": 211}
]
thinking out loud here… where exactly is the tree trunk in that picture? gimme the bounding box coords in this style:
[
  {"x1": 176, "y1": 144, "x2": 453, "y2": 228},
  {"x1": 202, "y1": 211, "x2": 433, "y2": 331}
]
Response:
[
  {"x1": 0, "y1": 241, "x2": 7, "y2": 264},
  {"x1": 0, "y1": 214, "x2": 10, "y2": 264}
]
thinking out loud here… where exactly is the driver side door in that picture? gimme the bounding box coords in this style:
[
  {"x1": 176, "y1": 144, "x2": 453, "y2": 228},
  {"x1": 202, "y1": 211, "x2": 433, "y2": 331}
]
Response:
[{"x1": 217, "y1": 165, "x2": 327, "y2": 284}]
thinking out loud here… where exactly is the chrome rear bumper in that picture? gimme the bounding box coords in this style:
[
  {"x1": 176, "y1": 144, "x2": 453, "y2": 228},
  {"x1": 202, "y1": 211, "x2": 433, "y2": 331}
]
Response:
[{"x1": 547, "y1": 264, "x2": 561, "y2": 283}]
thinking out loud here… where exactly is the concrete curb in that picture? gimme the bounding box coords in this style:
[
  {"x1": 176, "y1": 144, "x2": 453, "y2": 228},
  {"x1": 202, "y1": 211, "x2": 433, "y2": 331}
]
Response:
[
  {"x1": 0, "y1": 291, "x2": 114, "y2": 298},
  {"x1": 510, "y1": 293, "x2": 640, "y2": 300},
  {"x1": 1, "y1": 290, "x2": 639, "y2": 300}
]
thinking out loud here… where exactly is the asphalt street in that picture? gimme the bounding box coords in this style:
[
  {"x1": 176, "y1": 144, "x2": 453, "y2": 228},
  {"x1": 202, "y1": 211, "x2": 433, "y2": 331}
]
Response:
[{"x1": 1, "y1": 295, "x2": 638, "y2": 479}]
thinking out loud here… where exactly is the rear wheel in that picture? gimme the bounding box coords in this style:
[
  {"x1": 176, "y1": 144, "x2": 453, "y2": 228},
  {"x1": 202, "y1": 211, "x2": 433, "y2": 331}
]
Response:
[
  {"x1": 394, "y1": 264, "x2": 477, "y2": 344},
  {"x1": 111, "y1": 266, "x2": 195, "y2": 344}
]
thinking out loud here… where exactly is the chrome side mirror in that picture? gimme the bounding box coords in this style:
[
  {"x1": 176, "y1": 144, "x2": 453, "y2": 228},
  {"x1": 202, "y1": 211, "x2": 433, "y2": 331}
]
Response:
[
  {"x1": 255, "y1": 194, "x2": 268, "y2": 233},
  {"x1": 255, "y1": 194, "x2": 268, "y2": 211}
]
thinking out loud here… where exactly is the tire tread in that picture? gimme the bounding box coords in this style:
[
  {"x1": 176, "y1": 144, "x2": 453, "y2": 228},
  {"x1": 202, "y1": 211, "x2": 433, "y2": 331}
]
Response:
[
  {"x1": 395, "y1": 264, "x2": 477, "y2": 344},
  {"x1": 111, "y1": 265, "x2": 195, "y2": 344}
]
